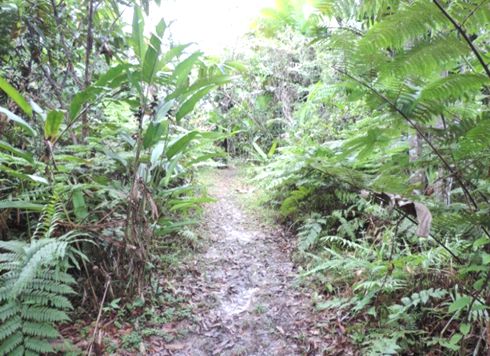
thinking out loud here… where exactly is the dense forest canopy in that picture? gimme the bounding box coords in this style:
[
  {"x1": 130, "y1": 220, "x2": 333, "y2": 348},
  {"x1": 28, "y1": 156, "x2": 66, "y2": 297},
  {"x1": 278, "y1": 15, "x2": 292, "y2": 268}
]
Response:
[{"x1": 0, "y1": 0, "x2": 490, "y2": 354}]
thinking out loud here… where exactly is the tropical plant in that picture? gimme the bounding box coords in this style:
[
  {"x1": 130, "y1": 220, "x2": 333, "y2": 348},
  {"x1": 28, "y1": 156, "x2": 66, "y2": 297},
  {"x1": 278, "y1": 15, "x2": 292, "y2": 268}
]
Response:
[
  {"x1": 237, "y1": 0, "x2": 490, "y2": 353},
  {"x1": 0, "y1": 0, "x2": 230, "y2": 351}
]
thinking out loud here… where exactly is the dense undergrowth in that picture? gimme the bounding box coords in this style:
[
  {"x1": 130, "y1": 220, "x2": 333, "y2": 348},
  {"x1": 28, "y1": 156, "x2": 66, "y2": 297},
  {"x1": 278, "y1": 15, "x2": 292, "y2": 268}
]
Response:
[
  {"x1": 216, "y1": 0, "x2": 490, "y2": 354},
  {"x1": 1, "y1": 0, "x2": 490, "y2": 354},
  {"x1": 0, "y1": 1, "x2": 230, "y2": 353}
]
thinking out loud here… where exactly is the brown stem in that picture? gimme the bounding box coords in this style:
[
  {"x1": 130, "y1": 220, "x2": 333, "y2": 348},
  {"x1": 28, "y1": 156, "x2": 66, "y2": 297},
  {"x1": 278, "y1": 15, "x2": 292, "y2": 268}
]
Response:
[
  {"x1": 335, "y1": 67, "x2": 480, "y2": 211},
  {"x1": 87, "y1": 277, "x2": 111, "y2": 356},
  {"x1": 433, "y1": 0, "x2": 490, "y2": 79},
  {"x1": 81, "y1": 0, "x2": 95, "y2": 140},
  {"x1": 460, "y1": 0, "x2": 489, "y2": 27}
]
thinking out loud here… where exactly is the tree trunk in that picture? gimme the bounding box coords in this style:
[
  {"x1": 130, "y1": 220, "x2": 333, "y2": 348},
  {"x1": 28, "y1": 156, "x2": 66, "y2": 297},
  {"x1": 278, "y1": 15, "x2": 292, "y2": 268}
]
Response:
[{"x1": 81, "y1": 0, "x2": 95, "y2": 141}]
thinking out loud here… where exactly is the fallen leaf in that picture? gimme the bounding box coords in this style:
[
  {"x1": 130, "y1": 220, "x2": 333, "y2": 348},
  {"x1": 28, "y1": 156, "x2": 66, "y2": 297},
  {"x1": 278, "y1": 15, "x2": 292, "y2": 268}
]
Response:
[{"x1": 165, "y1": 343, "x2": 186, "y2": 351}]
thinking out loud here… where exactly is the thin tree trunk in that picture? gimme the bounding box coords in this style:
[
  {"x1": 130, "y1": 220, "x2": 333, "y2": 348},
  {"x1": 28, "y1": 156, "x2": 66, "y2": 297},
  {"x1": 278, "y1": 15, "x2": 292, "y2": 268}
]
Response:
[{"x1": 81, "y1": 0, "x2": 95, "y2": 141}]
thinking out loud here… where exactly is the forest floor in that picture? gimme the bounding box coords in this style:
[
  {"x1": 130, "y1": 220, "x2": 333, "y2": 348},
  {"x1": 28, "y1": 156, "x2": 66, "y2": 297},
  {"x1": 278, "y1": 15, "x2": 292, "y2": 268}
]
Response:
[
  {"x1": 66, "y1": 167, "x2": 352, "y2": 355},
  {"x1": 147, "y1": 167, "x2": 351, "y2": 355}
]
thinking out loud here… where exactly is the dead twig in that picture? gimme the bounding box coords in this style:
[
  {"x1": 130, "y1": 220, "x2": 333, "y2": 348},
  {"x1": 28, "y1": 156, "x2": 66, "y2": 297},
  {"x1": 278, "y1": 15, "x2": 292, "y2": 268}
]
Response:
[{"x1": 87, "y1": 277, "x2": 111, "y2": 356}]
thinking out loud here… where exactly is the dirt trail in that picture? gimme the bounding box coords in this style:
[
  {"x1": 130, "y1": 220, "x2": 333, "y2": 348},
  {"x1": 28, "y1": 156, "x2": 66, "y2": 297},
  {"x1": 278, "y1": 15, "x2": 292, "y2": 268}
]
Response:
[{"x1": 163, "y1": 168, "x2": 345, "y2": 355}]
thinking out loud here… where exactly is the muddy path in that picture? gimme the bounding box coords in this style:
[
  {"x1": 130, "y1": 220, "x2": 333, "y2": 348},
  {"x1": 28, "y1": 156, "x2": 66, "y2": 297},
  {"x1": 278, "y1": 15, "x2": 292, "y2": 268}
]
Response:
[{"x1": 159, "y1": 168, "x2": 349, "y2": 355}]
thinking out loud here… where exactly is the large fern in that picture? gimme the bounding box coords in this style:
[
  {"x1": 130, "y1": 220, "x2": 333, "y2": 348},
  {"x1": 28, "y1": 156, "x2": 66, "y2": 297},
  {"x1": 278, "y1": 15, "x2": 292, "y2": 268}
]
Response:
[
  {"x1": 0, "y1": 196, "x2": 82, "y2": 355},
  {"x1": 0, "y1": 237, "x2": 77, "y2": 355}
]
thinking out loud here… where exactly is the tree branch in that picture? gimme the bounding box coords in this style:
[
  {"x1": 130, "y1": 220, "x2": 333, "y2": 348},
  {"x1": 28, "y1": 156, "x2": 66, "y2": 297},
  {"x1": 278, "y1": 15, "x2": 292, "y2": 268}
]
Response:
[
  {"x1": 334, "y1": 67, "x2": 480, "y2": 212},
  {"x1": 433, "y1": 0, "x2": 490, "y2": 79}
]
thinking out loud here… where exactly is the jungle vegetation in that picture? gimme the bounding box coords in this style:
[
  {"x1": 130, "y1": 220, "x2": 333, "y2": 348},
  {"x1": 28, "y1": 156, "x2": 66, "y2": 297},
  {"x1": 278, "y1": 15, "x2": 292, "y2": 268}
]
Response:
[{"x1": 1, "y1": 0, "x2": 490, "y2": 354}]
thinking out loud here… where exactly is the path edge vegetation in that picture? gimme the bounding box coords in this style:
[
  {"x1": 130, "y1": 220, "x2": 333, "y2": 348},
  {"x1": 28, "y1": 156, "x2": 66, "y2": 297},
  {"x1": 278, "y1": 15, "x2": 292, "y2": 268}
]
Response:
[
  {"x1": 1, "y1": 0, "x2": 490, "y2": 354},
  {"x1": 0, "y1": 1, "x2": 233, "y2": 354},
  {"x1": 215, "y1": 0, "x2": 490, "y2": 354}
]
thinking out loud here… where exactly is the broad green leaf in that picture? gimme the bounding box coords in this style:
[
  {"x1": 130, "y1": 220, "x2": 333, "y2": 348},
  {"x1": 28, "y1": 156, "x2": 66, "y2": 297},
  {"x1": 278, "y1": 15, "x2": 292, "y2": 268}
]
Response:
[
  {"x1": 103, "y1": 148, "x2": 128, "y2": 168},
  {"x1": 143, "y1": 121, "x2": 167, "y2": 149},
  {"x1": 166, "y1": 131, "x2": 199, "y2": 159},
  {"x1": 0, "y1": 200, "x2": 44, "y2": 212},
  {"x1": 69, "y1": 86, "x2": 101, "y2": 120},
  {"x1": 169, "y1": 75, "x2": 231, "y2": 101},
  {"x1": 142, "y1": 31, "x2": 163, "y2": 84},
  {"x1": 0, "y1": 77, "x2": 32, "y2": 117},
  {"x1": 155, "y1": 18, "x2": 166, "y2": 37},
  {"x1": 0, "y1": 163, "x2": 35, "y2": 181},
  {"x1": 72, "y1": 189, "x2": 88, "y2": 220},
  {"x1": 459, "y1": 323, "x2": 471, "y2": 336},
  {"x1": 253, "y1": 142, "x2": 268, "y2": 160},
  {"x1": 176, "y1": 86, "x2": 215, "y2": 122},
  {"x1": 95, "y1": 64, "x2": 129, "y2": 87},
  {"x1": 169, "y1": 196, "x2": 215, "y2": 212},
  {"x1": 168, "y1": 75, "x2": 231, "y2": 108},
  {"x1": 172, "y1": 52, "x2": 202, "y2": 88},
  {"x1": 0, "y1": 106, "x2": 36, "y2": 136},
  {"x1": 44, "y1": 110, "x2": 64, "y2": 141},
  {"x1": 132, "y1": 6, "x2": 146, "y2": 62},
  {"x1": 0, "y1": 140, "x2": 33, "y2": 162},
  {"x1": 482, "y1": 252, "x2": 490, "y2": 265},
  {"x1": 29, "y1": 99, "x2": 45, "y2": 117},
  {"x1": 156, "y1": 219, "x2": 198, "y2": 235},
  {"x1": 449, "y1": 333, "x2": 462, "y2": 346},
  {"x1": 161, "y1": 44, "x2": 190, "y2": 68},
  {"x1": 448, "y1": 296, "x2": 471, "y2": 313},
  {"x1": 155, "y1": 100, "x2": 175, "y2": 121},
  {"x1": 151, "y1": 142, "x2": 165, "y2": 165},
  {"x1": 268, "y1": 140, "x2": 278, "y2": 157}
]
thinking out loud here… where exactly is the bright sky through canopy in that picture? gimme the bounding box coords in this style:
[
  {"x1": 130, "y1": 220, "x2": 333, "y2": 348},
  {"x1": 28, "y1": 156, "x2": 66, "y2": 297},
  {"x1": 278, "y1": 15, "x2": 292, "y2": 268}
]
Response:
[{"x1": 148, "y1": 0, "x2": 275, "y2": 54}]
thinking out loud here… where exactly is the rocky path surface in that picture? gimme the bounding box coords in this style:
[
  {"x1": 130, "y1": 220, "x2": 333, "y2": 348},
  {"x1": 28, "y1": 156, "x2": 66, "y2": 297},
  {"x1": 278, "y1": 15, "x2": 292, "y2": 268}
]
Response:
[{"x1": 157, "y1": 168, "x2": 348, "y2": 355}]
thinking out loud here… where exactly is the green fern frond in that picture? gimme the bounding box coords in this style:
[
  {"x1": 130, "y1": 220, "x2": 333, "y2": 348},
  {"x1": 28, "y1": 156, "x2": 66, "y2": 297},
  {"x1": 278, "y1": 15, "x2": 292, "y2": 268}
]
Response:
[
  {"x1": 0, "y1": 301, "x2": 20, "y2": 322},
  {"x1": 321, "y1": 235, "x2": 366, "y2": 250},
  {"x1": 0, "y1": 316, "x2": 22, "y2": 340},
  {"x1": 313, "y1": 0, "x2": 335, "y2": 16},
  {"x1": 22, "y1": 322, "x2": 59, "y2": 338},
  {"x1": 0, "y1": 234, "x2": 77, "y2": 353},
  {"x1": 25, "y1": 291, "x2": 73, "y2": 309},
  {"x1": 360, "y1": 1, "x2": 446, "y2": 50},
  {"x1": 0, "y1": 332, "x2": 23, "y2": 355},
  {"x1": 420, "y1": 74, "x2": 490, "y2": 102},
  {"x1": 452, "y1": 1, "x2": 490, "y2": 33},
  {"x1": 23, "y1": 337, "x2": 53, "y2": 353},
  {"x1": 21, "y1": 306, "x2": 70, "y2": 323},
  {"x1": 358, "y1": 0, "x2": 401, "y2": 22},
  {"x1": 12, "y1": 239, "x2": 69, "y2": 296},
  {"x1": 0, "y1": 241, "x2": 25, "y2": 254},
  {"x1": 29, "y1": 280, "x2": 76, "y2": 295},
  {"x1": 456, "y1": 119, "x2": 490, "y2": 158},
  {"x1": 380, "y1": 35, "x2": 469, "y2": 79}
]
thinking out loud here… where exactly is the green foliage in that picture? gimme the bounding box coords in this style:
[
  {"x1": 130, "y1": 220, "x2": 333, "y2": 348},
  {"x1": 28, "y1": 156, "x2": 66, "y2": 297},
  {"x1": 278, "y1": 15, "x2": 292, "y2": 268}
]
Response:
[
  {"x1": 0, "y1": 231, "x2": 79, "y2": 354},
  {"x1": 239, "y1": 0, "x2": 490, "y2": 353},
  {"x1": 44, "y1": 111, "x2": 64, "y2": 142},
  {"x1": 2, "y1": 0, "x2": 490, "y2": 353},
  {"x1": 0, "y1": 0, "x2": 230, "y2": 351},
  {"x1": 0, "y1": 77, "x2": 32, "y2": 118}
]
